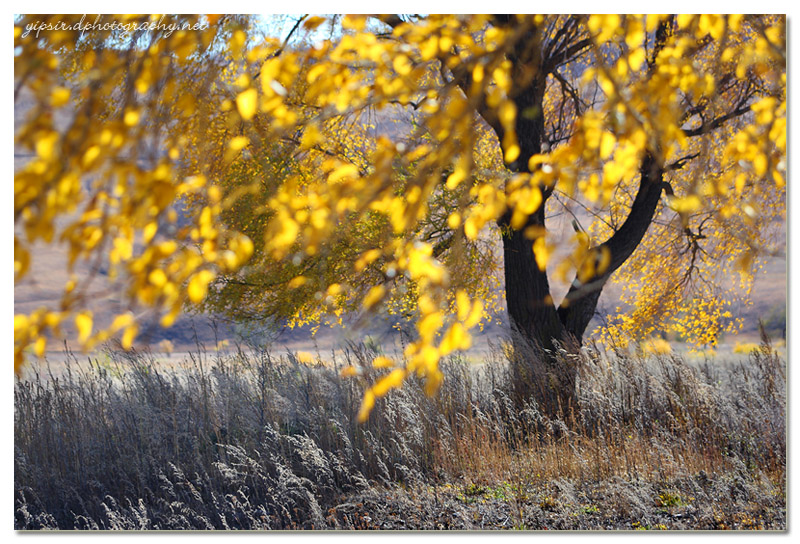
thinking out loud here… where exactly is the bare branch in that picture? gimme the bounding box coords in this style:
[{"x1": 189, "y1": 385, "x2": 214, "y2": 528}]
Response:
[
  {"x1": 667, "y1": 153, "x2": 700, "y2": 171},
  {"x1": 682, "y1": 104, "x2": 752, "y2": 137}
]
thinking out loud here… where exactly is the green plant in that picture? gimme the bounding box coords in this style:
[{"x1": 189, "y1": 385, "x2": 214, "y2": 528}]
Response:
[{"x1": 656, "y1": 490, "x2": 688, "y2": 508}]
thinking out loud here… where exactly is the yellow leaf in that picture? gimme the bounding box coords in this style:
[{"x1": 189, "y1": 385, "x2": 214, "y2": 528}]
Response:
[
  {"x1": 111, "y1": 237, "x2": 132, "y2": 264},
  {"x1": 517, "y1": 186, "x2": 542, "y2": 215},
  {"x1": 236, "y1": 88, "x2": 258, "y2": 121},
  {"x1": 188, "y1": 270, "x2": 215, "y2": 303},
  {"x1": 161, "y1": 310, "x2": 179, "y2": 328},
  {"x1": 342, "y1": 14, "x2": 366, "y2": 31},
  {"x1": 372, "y1": 368, "x2": 406, "y2": 397},
  {"x1": 625, "y1": 18, "x2": 645, "y2": 48},
  {"x1": 646, "y1": 14, "x2": 667, "y2": 33},
  {"x1": 472, "y1": 63, "x2": 485, "y2": 83},
  {"x1": 303, "y1": 15, "x2": 326, "y2": 30},
  {"x1": 143, "y1": 221, "x2": 158, "y2": 244},
  {"x1": 288, "y1": 276, "x2": 307, "y2": 288},
  {"x1": 372, "y1": 356, "x2": 394, "y2": 369},
  {"x1": 75, "y1": 312, "x2": 93, "y2": 343},
  {"x1": 149, "y1": 269, "x2": 167, "y2": 287},
  {"x1": 296, "y1": 351, "x2": 314, "y2": 364},
  {"x1": 35, "y1": 132, "x2": 59, "y2": 161},
  {"x1": 533, "y1": 237, "x2": 551, "y2": 271},
  {"x1": 363, "y1": 285, "x2": 386, "y2": 309},
  {"x1": 124, "y1": 109, "x2": 141, "y2": 126},
  {"x1": 418, "y1": 311, "x2": 444, "y2": 342},
  {"x1": 14, "y1": 315, "x2": 29, "y2": 335},
  {"x1": 111, "y1": 313, "x2": 134, "y2": 332},
  {"x1": 51, "y1": 87, "x2": 70, "y2": 107},
  {"x1": 464, "y1": 299, "x2": 483, "y2": 328},
  {"x1": 235, "y1": 235, "x2": 254, "y2": 261},
  {"x1": 677, "y1": 14, "x2": 695, "y2": 29},
  {"x1": 504, "y1": 142, "x2": 520, "y2": 163},
  {"x1": 445, "y1": 169, "x2": 465, "y2": 190},
  {"x1": 447, "y1": 212, "x2": 461, "y2": 229},
  {"x1": 456, "y1": 290, "x2": 471, "y2": 321},
  {"x1": 464, "y1": 217, "x2": 479, "y2": 240},
  {"x1": 600, "y1": 132, "x2": 616, "y2": 159},
  {"x1": 34, "y1": 336, "x2": 47, "y2": 357},
  {"x1": 229, "y1": 136, "x2": 249, "y2": 151},
  {"x1": 420, "y1": 36, "x2": 439, "y2": 60},
  {"x1": 329, "y1": 163, "x2": 359, "y2": 183},
  {"x1": 628, "y1": 47, "x2": 646, "y2": 71},
  {"x1": 752, "y1": 154, "x2": 768, "y2": 177},
  {"x1": 393, "y1": 54, "x2": 412, "y2": 75},
  {"x1": 668, "y1": 195, "x2": 702, "y2": 214},
  {"x1": 728, "y1": 14, "x2": 743, "y2": 32},
  {"x1": 273, "y1": 223, "x2": 299, "y2": 255},
  {"x1": 440, "y1": 322, "x2": 471, "y2": 354},
  {"x1": 588, "y1": 15, "x2": 620, "y2": 42},
  {"x1": 498, "y1": 100, "x2": 516, "y2": 129},
  {"x1": 355, "y1": 249, "x2": 381, "y2": 271},
  {"x1": 121, "y1": 324, "x2": 138, "y2": 350},
  {"x1": 357, "y1": 390, "x2": 376, "y2": 422},
  {"x1": 82, "y1": 145, "x2": 101, "y2": 167},
  {"x1": 326, "y1": 283, "x2": 343, "y2": 296}
]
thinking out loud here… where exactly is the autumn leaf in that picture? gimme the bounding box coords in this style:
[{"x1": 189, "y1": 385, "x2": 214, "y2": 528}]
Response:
[{"x1": 236, "y1": 88, "x2": 258, "y2": 120}]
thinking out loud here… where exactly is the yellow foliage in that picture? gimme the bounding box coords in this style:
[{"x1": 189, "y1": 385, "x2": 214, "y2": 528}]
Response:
[
  {"x1": 372, "y1": 356, "x2": 394, "y2": 369},
  {"x1": 363, "y1": 285, "x2": 386, "y2": 309},
  {"x1": 733, "y1": 342, "x2": 760, "y2": 354},
  {"x1": 296, "y1": 351, "x2": 315, "y2": 364},
  {"x1": 532, "y1": 237, "x2": 552, "y2": 272},
  {"x1": 121, "y1": 324, "x2": 138, "y2": 350},
  {"x1": 357, "y1": 390, "x2": 375, "y2": 422},
  {"x1": 75, "y1": 312, "x2": 93, "y2": 344},
  {"x1": 13, "y1": 14, "x2": 785, "y2": 421},
  {"x1": 235, "y1": 88, "x2": 258, "y2": 121},
  {"x1": 641, "y1": 337, "x2": 672, "y2": 355},
  {"x1": 371, "y1": 368, "x2": 406, "y2": 397},
  {"x1": 188, "y1": 270, "x2": 215, "y2": 304}
]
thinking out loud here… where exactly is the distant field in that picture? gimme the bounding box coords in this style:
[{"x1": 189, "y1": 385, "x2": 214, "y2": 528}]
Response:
[
  {"x1": 19, "y1": 333, "x2": 786, "y2": 383},
  {"x1": 15, "y1": 224, "x2": 785, "y2": 356}
]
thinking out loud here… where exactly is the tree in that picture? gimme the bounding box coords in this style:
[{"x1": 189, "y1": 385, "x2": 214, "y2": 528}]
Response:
[{"x1": 14, "y1": 15, "x2": 785, "y2": 418}]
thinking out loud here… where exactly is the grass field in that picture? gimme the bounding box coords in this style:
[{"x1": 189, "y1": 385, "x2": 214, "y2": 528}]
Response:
[{"x1": 14, "y1": 335, "x2": 785, "y2": 530}]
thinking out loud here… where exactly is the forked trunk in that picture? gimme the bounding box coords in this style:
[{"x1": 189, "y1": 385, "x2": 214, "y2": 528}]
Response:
[{"x1": 502, "y1": 155, "x2": 666, "y2": 417}]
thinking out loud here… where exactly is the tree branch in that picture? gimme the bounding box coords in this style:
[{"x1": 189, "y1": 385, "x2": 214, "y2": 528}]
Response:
[
  {"x1": 667, "y1": 153, "x2": 700, "y2": 171},
  {"x1": 682, "y1": 104, "x2": 752, "y2": 137},
  {"x1": 557, "y1": 153, "x2": 666, "y2": 339},
  {"x1": 544, "y1": 37, "x2": 593, "y2": 72}
]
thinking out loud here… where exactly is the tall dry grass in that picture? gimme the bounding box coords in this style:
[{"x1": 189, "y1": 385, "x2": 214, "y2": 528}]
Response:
[{"x1": 14, "y1": 335, "x2": 785, "y2": 529}]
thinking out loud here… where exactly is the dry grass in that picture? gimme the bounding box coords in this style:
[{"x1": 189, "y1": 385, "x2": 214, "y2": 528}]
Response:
[{"x1": 14, "y1": 335, "x2": 785, "y2": 530}]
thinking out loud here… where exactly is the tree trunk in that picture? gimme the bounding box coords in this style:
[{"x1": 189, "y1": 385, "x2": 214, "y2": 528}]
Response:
[
  {"x1": 499, "y1": 68, "x2": 581, "y2": 415},
  {"x1": 502, "y1": 152, "x2": 667, "y2": 416},
  {"x1": 486, "y1": 16, "x2": 671, "y2": 417},
  {"x1": 503, "y1": 211, "x2": 577, "y2": 415}
]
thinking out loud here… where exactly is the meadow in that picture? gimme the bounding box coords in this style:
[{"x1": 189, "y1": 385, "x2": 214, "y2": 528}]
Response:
[{"x1": 14, "y1": 334, "x2": 785, "y2": 530}]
